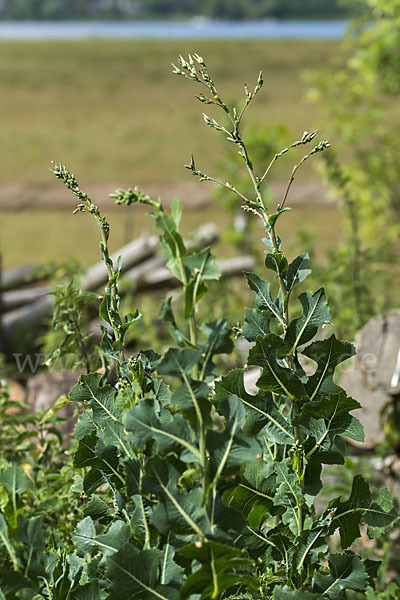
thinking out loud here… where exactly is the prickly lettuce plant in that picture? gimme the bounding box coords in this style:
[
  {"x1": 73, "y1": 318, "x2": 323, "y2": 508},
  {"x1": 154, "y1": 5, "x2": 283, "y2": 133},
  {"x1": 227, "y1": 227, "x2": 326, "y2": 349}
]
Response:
[
  {"x1": 0, "y1": 54, "x2": 398, "y2": 599},
  {"x1": 168, "y1": 54, "x2": 398, "y2": 598}
]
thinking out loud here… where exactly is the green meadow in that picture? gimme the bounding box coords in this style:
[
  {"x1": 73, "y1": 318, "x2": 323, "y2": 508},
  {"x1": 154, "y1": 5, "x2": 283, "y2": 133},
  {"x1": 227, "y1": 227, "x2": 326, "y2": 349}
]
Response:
[
  {"x1": 0, "y1": 39, "x2": 340, "y2": 268},
  {"x1": 0, "y1": 39, "x2": 338, "y2": 185}
]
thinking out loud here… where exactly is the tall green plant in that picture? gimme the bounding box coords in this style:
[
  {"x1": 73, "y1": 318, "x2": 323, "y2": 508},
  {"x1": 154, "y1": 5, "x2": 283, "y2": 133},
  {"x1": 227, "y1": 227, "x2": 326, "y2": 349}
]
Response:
[{"x1": 0, "y1": 54, "x2": 398, "y2": 599}]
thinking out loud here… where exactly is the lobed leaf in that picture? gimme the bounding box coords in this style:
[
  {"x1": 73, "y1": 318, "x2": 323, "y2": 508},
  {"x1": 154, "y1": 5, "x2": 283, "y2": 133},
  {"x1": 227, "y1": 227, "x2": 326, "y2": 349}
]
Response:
[
  {"x1": 248, "y1": 335, "x2": 307, "y2": 401},
  {"x1": 214, "y1": 368, "x2": 294, "y2": 443},
  {"x1": 206, "y1": 397, "x2": 261, "y2": 484},
  {"x1": 106, "y1": 545, "x2": 179, "y2": 600},
  {"x1": 146, "y1": 459, "x2": 211, "y2": 538},
  {"x1": 312, "y1": 553, "x2": 368, "y2": 599},
  {"x1": 245, "y1": 272, "x2": 285, "y2": 327},
  {"x1": 224, "y1": 461, "x2": 276, "y2": 529},
  {"x1": 179, "y1": 541, "x2": 255, "y2": 600},
  {"x1": 297, "y1": 393, "x2": 364, "y2": 465},
  {"x1": 285, "y1": 289, "x2": 330, "y2": 353},
  {"x1": 73, "y1": 517, "x2": 130, "y2": 557},
  {"x1": 69, "y1": 373, "x2": 120, "y2": 425},
  {"x1": 303, "y1": 335, "x2": 355, "y2": 400},
  {"x1": 242, "y1": 307, "x2": 272, "y2": 342},
  {"x1": 328, "y1": 475, "x2": 398, "y2": 548},
  {"x1": 124, "y1": 399, "x2": 201, "y2": 462},
  {"x1": 0, "y1": 465, "x2": 34, "y2": 497}
]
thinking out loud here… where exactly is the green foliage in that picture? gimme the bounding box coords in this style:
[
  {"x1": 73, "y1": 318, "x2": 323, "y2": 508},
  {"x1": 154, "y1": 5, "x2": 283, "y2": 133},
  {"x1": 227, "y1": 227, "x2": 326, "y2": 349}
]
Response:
[
  {"x1": 306, "y1": 0, "x2": 400, "y2": 337},
  {"x1": 45, "y1": 279, "x2": 99, "y2": 373},
  {"x1": 1, "y1": 52, "x2": 399, "y2": 599},
  {"x1": 0, "y1": 377, "x2": 81, "y2": 583}
]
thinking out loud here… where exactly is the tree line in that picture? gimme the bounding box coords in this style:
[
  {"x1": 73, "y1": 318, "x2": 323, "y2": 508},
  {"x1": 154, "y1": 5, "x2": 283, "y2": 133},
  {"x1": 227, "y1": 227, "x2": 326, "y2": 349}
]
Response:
[{"x1": 0, "y1": 0, "x2": 360, "y2": 20}]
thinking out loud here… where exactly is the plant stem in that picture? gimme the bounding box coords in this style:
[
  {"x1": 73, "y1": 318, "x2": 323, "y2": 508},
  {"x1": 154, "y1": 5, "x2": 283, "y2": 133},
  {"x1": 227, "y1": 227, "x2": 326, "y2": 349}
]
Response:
[{"x1": 100, "y1": 228, "x2": 124, "y2": 366}]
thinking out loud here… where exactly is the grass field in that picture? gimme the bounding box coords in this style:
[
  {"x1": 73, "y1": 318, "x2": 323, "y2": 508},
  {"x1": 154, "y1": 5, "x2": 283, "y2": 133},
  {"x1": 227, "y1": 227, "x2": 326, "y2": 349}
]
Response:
[
  {"x1": 1, "y1": 203, "x2": 340, "y2": 269},
  {"x1": 0, "y1": 39, "x2": 338, "y2": 186},
  {"x1": 0, "y1": 39, "x2": 341, "y2": 269}
]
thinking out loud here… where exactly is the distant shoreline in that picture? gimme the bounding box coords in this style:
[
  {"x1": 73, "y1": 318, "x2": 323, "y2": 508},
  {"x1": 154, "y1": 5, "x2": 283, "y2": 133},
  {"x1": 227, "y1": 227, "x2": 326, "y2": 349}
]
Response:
[{"x1": 0, "y1": 19, "x2": 349, "y2": 40}]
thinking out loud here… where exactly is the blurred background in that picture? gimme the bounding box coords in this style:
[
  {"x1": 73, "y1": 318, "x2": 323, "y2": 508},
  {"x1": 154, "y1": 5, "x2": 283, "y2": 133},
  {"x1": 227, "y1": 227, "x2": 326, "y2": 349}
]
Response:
[
  {"x1": 0, "y1": 0, "x2": 360, "y2": 267},
  {"x1": 0, "y1": 0, "x2": 399, "y2": 387}
]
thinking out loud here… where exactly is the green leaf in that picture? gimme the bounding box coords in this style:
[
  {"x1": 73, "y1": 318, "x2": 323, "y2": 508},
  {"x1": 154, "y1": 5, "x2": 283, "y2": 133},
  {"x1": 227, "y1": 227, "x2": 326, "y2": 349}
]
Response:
[
  {"x1": 146, "y1": 459, "x2": 211, "y2": 538},
  {"x1": 313, "y1": 553, "x2": 368, "y2": 599},
  {"x1": 182, "y1": 249, "x2": 220, "y2": 319},
  {"x1": 94, "y1": 520, "x2": 131, "y2": 556},
  {"x1": 171, "y1": 197, "x2": 183, "y2": 228},
  {"x1": 73, "y1": 433, "x2": 121, "y2": 495},
  {"x1": 158, "y1": 348, "x2": 206, "y2": 430},
  {"x1": 285, "y1": 289, "x2": 330, "y2": 352},
  {"x1": 0, "y1": 571, "x2": 32, "y2": 597},
  {"x1": 73, "y1": 517, "x2": 130, "y2": 557},
  {"x1": 292, "y1": 526, "x2": 328, "y2": 572},
  {"x1": 153, "y1": 210, "x2": 186, "y2": 268},
  {"x1": 242, "y1": 307, "x2": 272, "y2": 342},
  {"x1": 72, "y1": 517, "x2": 96, "y2": 555},
  {"x1": 124, "y1": 399, "x2": 201, "y2": 462},
  {"x1": 297, "y1": 393, "x2": 364, "y2": 465},
  {"x1": 159, "y1": 297, "x2": 190, "y2": 347},
  {"x1": 171, "y1": 380, "x2": 211, "y2": 428},
  {"x1": 248, "y1": 335, "x2": 307, "y2": 400},
  {"x1": 224, "y1": 461, "x2": 276, "y2": 529},
  {"x1": 17, "y1": 515, "x2": 45, "y2": 551},
  {"x1": 123, "y1": 458, "x2": 141, "y2": 496},
  {"x1": 69, "y1": 373, "x2": 120, "y2": 425},
  {"x1": 366, "y1": 487, "x2": 399, "y2": 539},
  {"x1": 0, "y1": 465, "x2": 34, "y2": 497},
  {"x1": 273, "y1": 586, "x2": 319, "y2": 599},
  {"x1": 200, "y1": 319, "x2": 234, "y2": 362},
  {"x1": 285, "y1": 253, "x2": 311, "y2": 297},
  {"x1": 0, "y1": 514, "x2": 20, "y2": 572},
  {"x1": 72, "y1": 581, "x2": 108, "y2": 600},
  {"x1": 157, "y1": 348, "x2": 202, "y2": 379},
  {"x1": 179, "y1": 541, "x2": 255, "y2": 600},
  {"x1": 103, "y1": 420, "x2": 135, "y2": 460},
  {"x1": 106, "y1": 545, "x2": 179, "y2": 600},
  {"x1": 268, "y1": 207, "x2": 291, "y2": 228},
  {"x1": 159, "y1": 534, "x2": 185, "y2": 590},
  {"x1": 74, "y1": 410, "x2": 96, "y2": 441},
  {"x1": 245, "y1": 272, "x2": 285, "y2": 327},
  {"x1": 206, "y1": 397, "x2": 261, "y2": 484},
  {"x1": 265, "y1": 251, "x2": 288, "y2": 277},
  {"x1": 182, "y1": 247, "x2": 220, "y2": 283},
  {"x1": 274, "y1": 461, "x2": 305, "y2": 535},
  {"x1": 328, "y1": 475, "x2": 398, "y2": 548},
  {"x1": 303, "y1": 335, "x2": 355, "y2": 400},
  {"x1": 129, "y1": 494, "x2": 152, "y2": 542},
  {"x1": 214, "y1": 368, "x2": 294, "y2": 443},
  {"x1": 83, "y1": 496, "x2": 112, "y2": 523},
  {"x1": 267, "y1": 525, "x2": 295, "y2": 570}
]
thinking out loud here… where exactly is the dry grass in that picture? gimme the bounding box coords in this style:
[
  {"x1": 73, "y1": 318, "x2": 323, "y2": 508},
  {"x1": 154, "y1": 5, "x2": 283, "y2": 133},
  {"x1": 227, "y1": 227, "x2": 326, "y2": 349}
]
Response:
[
  {"x1": 0, "y1": 39, "x2": 338, "y2": 186},
  {"x1": 0, "y1": 39, "x2": 341, "y2": 269},
  {"x1": 1, "y1": 203, "x2": 340, "y2": 269}
]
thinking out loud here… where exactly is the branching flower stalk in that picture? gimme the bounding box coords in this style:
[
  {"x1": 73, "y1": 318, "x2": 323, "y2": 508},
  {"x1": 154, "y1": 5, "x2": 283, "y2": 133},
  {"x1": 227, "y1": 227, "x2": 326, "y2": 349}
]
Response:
[
  {"x1": 174, "y1": 55, "x2": 329, "y2": 323},
  {"x1": 174, "y1": 54, "x2": 331, "y2": 532},
  {"x1": 51, "y1": 163, "x2": 140, "y2": 376}
]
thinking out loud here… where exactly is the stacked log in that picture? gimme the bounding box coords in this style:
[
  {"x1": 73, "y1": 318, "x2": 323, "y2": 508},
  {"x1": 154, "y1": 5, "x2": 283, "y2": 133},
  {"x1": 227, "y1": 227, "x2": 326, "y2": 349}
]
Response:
[{"x1": 1, "y1": 224, "x2": 253, "y2": 345}]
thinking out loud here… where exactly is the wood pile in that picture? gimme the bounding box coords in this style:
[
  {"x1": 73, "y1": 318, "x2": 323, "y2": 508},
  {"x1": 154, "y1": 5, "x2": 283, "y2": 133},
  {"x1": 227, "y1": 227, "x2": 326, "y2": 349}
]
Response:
[{"x1": 0, "y1": 224, "x2": 254, "y2": 345}]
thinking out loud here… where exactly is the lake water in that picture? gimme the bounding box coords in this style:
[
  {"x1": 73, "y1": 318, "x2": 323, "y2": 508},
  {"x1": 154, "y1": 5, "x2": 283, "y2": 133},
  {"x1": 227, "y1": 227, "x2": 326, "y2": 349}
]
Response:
[{"x1": 0, "y1": 19, "x2": 348, "y2": 40}]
